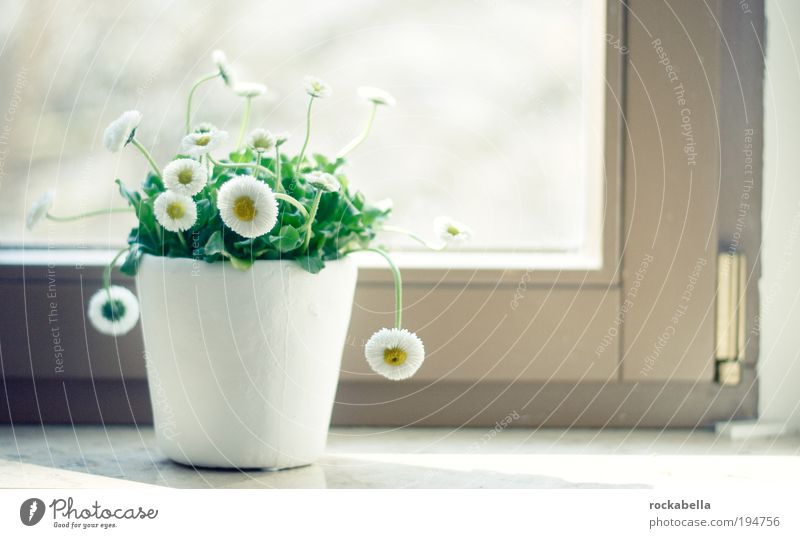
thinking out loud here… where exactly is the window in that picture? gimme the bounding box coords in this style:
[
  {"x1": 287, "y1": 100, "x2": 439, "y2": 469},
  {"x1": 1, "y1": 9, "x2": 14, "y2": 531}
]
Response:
[{"x1": 1, "y1": 0, "x2": 606, "y2": 264}]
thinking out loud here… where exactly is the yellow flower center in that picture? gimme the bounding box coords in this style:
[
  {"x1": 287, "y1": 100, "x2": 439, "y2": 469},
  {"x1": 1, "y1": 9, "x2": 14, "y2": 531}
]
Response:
[
  {"x1": 383, "y1": 347, "x2": 407, "y2": 366},
  {"x1": 447, "y1": 225, "x2": 460, "y2": 236},
  {"x1": 166, "y1": 202, "x2": 185, "y2": 220},
  {"x1": 177, "y1": 169, "x2": 194, "y2": 185},
  {"x1": 233, "y1": 196, "x2": 257, "y2": 222},
  {"x1": 195, "y1": 135, "x2": 211, "y2": 146}
]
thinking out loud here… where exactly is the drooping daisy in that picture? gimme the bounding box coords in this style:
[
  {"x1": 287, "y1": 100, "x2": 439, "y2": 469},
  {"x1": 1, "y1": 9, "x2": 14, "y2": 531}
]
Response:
[
  {"x1": 274, "y1": 132, "x2": 291, "y2": 146},
  {"x1": 304, "y1": 76, "x2": 332, "y2": 98},
  {"x1": 180, "y1": 129, "x2": 228, "y2": 158},
  {"x1": 234, "y1": 81, "x2": 267, "y2": 98},
  {"x1": 305, "y1": 171, "x2": 340, "y2": 192},
  {"x1": 434, "y1": 216, "x2": 472, "y2": 245},
  {"x1": 87, "y1": 285, "x2": 140, "y2": 336},
  {"x1": 211, "y1": 50, "x2": 236, "y2": 87},
  {"x1": 357, "y1": 86, "x2": 397, "y2": 107},
  {"x1": 26, "y1": 191, "x2": 54, "y2": 230},
  {"x1": 103, "y1": 110, "x2": 142, "y2": 152},
  {"x1": 246, "y1": 128, "x2": 276, "y2": 154},
  {"x1": 217, "y1": 175, "x2": 278, "y2": 238},
  {"x1": 365, "y1": 328, "x2": 426, "y2": 380},
  {"x1": 163, "y1": 158, "x2": 208, "y2": 196},
  {"x1": 154, "y1": 191, "x2": 197, "y2": 232}
]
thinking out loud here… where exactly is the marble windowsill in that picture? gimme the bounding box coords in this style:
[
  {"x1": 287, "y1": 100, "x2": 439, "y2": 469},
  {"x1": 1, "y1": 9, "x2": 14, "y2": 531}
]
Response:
[{"x1": 1, "y1": 425, "x2": 799, "y2": 489}]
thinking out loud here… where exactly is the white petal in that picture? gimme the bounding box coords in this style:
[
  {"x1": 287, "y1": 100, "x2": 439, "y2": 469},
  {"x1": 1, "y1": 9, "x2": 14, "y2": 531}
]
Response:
[
  {"x1": 365, "y1": 328, "x2": 426, "y2": 381},
  {"x1": 154, "y1": 191, "x2": 197, "y2": 232},
  {"x1": 217, "y1": 175, "x2": 279, "y2": 238},
  {"x1": 163, "y1": 158, "x2": 208, "y2": 196},
  {"x1": 357, "y1": 86, "x2": 396, "y2": 107},
  {"x1": 26, "y1": 191, "x2": 54, "y2": 230},
  {"x1": 103, "y1": 110, "x2": 141, "y2": 152},
  {"x1": 88, "y1": 285, "x2": 140, "y2": 336}
]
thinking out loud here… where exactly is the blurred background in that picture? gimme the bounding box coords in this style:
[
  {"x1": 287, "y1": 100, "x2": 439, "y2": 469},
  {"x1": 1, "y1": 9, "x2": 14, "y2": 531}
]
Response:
[{"x1": 0, "y1": 0, "x2": 600, "y2": 253}]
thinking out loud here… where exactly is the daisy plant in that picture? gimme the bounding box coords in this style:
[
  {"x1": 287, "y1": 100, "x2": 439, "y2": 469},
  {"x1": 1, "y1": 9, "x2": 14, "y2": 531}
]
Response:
[{"x1": 27, "y1": 50, "x2": 472, "y2": 381}]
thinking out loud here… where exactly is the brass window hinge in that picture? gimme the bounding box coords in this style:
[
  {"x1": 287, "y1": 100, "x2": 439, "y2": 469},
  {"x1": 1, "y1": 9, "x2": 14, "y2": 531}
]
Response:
[{"x1": 715, "y1": 253, "x2": 746, "y2": 385}]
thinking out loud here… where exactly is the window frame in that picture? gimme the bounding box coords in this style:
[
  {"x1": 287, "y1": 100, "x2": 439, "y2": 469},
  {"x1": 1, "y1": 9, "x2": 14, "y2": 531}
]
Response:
[{"x1": 0, "y1": 0, "x2": 764, "y2": 428}]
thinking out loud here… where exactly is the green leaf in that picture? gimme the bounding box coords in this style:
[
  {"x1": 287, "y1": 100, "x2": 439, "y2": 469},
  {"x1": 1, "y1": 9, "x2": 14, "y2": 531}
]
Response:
[
  {"x1": 142, "y1": 173, "x2": 165, "y2": 198},
  {"x1": 115, "y1": 179, "x2": 142, "y2": 213},
  {"x1": 204, "y1": 230, "x2": 225, "y2": 256},
  {"x1": 119, "y1": 246, "x2": 143, "y2": 276},
  {"x1": 229, "y1": 149, "x2": 254, "y2": 163},
  {"x1": 271, "y1": 225, "x2": 302, "y2": 252},
  {"x1": 228, "y1": 255, "x2": 253, "y2": 271},
  {"x1": 295, "y1": 252, "x2": 325, "y2": 274}
]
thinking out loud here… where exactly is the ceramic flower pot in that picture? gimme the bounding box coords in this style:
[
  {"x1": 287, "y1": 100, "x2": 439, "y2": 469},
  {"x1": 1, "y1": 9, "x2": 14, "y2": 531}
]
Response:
[{"x1": 135, "y1": 253, "x2": 358, "y2": 470}]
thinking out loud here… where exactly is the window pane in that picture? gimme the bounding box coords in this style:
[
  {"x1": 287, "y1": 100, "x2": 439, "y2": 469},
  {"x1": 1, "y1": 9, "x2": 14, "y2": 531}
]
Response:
[{"x1": 0, "y1": 0, "x2": 605, "y2": 253}]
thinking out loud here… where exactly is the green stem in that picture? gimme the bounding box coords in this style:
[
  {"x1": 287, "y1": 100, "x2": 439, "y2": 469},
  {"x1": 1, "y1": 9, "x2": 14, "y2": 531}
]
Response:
[
  {"x1": 130, "y1": 138, "x2": 162, "y2": 179},
  {"x1": 336, "y1": 102, "x2": 378, "y2": 159},
  {"x1": 380, "y1": 225, "x2": 445, "y2": 251},
  {"x1": 273, "y1": 146, "x2": 284, "y2": 193},
  {"x1": 46, "y1": 207, "x2": 133, "y2": 222},
  {"x1": 302, "y1": 190, "x2": 323, "y2": 252},
  {"x1": 208, "y1": 155, "x2": 275, "y2": 178},
  {"x1": 186, "y1": 72, "x2": 219, "y2": 133},
  {"x1": 350, "y1": 248, "x2": 403, "y2": 328},
  {"x1": 294, "y1": 95, "x2": 315, "y2": 178},
  {"x1": 274, "y1": 192, "x2": 309, "y2": 219},
  {"x1": 103, "y1": 247, "x2": 130, "y2": 293},
  {"x1": 177, "y1": 232, "x2": 190, "y2": 252},
  {"x1": 235, "y1": 96, "x2": 253, "y2": 152}
]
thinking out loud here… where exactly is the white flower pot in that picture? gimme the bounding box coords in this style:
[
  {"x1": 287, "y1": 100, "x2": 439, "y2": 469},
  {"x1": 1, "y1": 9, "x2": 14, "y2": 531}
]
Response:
[{"x1": 135, "y1": 254, "x2": 358, "y2": 470}]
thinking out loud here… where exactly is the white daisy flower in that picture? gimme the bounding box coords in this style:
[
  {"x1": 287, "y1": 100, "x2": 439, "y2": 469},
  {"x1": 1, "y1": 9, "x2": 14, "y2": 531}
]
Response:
[
  {"x1": 275, "y1": 132, "x2": 291, "y2": 146},
  {"x1": 103, "y1": 110, "x2": 142, "y2": 152},
  {"x1": 434, "y1": 216, "x2": 472, "y2": 245},
  {"x1": 88, "y1": 285, "x2": 140, "y2": 336},
  {"x1": 305, "y1": 171, "x2": 340, "y2": 192},
  {"x1": 26, "y1": 191, "x2": 55, "y2": 230},
  {"x1": 234, "y1": 81, "x2": 267, "y2": 98},
  {"x1": 246, "y1": 128, "x2": 276, "y2": 154},
  {"x1": 217, "y1": 175, "x2": 278, "y2": 238},
  {"x1": 365, "y1": 328, "x2": 426, "y2": 381},
  {"x1": 154, "y1": 191, "x2": 197, "y2": 232},
  {"x1": 180, "y1": 129, "x2": 228, "y2": 158},
  {"x1": 163, "y1": 158, "x2": 208, "y2": 197},
  {"x1": 211, "y1": 49, "x2": 236, "y2": 87},
  {"x1": 304, "y1": 75, "x2": 332, "y2": 98},
  {"x1": 357, "y1": 86, "x2": 397, "y2": 107}
]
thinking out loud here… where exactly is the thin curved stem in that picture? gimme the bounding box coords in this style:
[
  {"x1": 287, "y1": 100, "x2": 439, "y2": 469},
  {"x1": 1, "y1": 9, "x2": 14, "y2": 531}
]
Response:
[
  {"x1": 46, "y1": 207, "x2": 133, "y2": 222},
  {"x1": 274, "y1": 192, "x2": 309, "y2": 219},
  {"x1": 235, "y1": 96, "x2": 253, "y2": 152},
  {"x1": 348, "y1": 248, "x2": 403, "y2": 328},
  {"x1": 103, "y1": 246, "x2": 130, "y2": 292},
  {"x1": 336, "y1": 102, "x2": 378, "y2": 159},
  {"x1": 294, "y1": 95, "x2": 315, "y2": 178},
  {"x1": 302, "y1": 190, "x2": 323, "y2": 252},
  {"x1": 379, "y1": 225, "x2": 445, "y2": 251},
  {"x1": 130, "y1": 138, "x2": 162, "y2": 179},
  {"x1": 273, "y1": 145, "x2": 284, "y2": 193},
  {"x1": 208, "y1": 155, "x2": 275, "y2": 178},
  {"x1": 185, "y1": 71, "x2": 219, "y2": 133},
  {"x1": 177, "y1": 232, "x2": 190, "y2": 252}
]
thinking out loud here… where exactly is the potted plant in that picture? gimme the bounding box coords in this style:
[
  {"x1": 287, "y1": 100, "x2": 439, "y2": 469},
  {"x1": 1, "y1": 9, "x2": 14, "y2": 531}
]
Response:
[{"x1": 26, "y1": 51, "x2": 471, "y2": 469}]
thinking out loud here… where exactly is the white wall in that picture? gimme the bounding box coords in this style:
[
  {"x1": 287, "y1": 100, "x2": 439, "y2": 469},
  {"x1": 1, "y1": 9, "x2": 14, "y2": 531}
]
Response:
[{"x1": 759, "y1": 0, "x2": 800, "y2": 428}]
